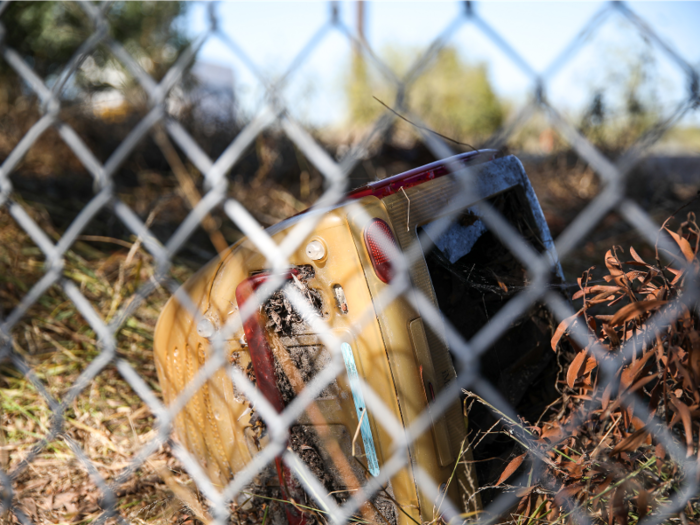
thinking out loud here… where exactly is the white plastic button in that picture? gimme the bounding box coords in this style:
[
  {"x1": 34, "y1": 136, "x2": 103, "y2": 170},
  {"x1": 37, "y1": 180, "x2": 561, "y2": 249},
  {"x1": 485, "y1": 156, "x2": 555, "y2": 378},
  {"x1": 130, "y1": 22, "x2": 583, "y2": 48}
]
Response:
[{"x1": 306, "y1": 240, "x2": 326, "y2": 261}]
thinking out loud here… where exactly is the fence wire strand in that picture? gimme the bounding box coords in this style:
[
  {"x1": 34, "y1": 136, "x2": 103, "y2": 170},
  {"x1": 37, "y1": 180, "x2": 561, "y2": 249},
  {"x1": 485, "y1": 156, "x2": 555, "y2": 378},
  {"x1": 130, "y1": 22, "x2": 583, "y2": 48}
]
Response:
[{"x1": 0, "y1": 2, "x2": 698, "y2": 525}]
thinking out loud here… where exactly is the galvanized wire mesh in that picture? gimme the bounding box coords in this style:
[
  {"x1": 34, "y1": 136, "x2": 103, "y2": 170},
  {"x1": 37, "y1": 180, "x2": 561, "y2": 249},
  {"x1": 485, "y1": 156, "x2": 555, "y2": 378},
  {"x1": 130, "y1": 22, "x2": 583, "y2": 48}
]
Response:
[{"x1": 0, "y1": 2, "x2": 698, "y2": 525}]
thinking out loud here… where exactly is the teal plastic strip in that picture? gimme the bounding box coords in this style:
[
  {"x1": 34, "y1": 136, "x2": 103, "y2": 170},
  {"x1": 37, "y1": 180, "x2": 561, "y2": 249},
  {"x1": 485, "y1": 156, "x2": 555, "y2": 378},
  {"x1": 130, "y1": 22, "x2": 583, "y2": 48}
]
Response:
[{"x1": 340, "y1": 342, "x2": 380, "y2": 476}]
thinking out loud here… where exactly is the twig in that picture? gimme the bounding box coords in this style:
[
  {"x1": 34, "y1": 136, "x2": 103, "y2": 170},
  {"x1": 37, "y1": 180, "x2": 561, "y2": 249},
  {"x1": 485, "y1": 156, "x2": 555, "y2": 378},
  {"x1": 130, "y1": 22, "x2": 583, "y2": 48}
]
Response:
[
  {"x1": 463, "y1": 391, "x2": 562, "y2": 471},
  {"x1": 351, "y1": 407, "x2": 367, "y2": 458},
  {"x1": 152, "y1": 124, "x2": 229, "y2": 255},
  {"x1": 435, "y1": 438, "x2": 469, "y2": 517},
  {"x1": 590, "y1": 414, "x2": 621, "y2": 458},
  {"x1": 75, "y1": 235, "x2": 134, "y2": 249},
  {"x1": 471, "y1": 419, "x2": 503, "y2": 452},
  {"x1": 352, "y1": 458, "x2": 423, "y2": 525},
  {"x1": 372, "y1": 96, "x2": 478, "y2": 151},
  {"x1": 534, "y1": 395, "x2": 565, "y2": 428}
]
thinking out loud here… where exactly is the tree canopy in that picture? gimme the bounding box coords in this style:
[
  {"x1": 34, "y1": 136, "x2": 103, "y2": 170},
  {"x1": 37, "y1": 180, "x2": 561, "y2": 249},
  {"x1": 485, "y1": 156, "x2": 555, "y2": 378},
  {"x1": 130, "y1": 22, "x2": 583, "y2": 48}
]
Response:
[
  {"x1": 346, "y1": 46, "x2": 505, "y2": 144},
  {"x1": 0, "y1": 1, "x2": 189, "y2": 105}
]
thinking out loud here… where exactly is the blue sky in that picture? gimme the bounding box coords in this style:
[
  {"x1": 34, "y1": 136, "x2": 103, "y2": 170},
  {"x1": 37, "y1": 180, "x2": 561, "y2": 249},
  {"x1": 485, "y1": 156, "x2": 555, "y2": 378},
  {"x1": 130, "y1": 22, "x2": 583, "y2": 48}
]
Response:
[{"x1": 186, "y1": 1, "x2": 700, "y2": 128}]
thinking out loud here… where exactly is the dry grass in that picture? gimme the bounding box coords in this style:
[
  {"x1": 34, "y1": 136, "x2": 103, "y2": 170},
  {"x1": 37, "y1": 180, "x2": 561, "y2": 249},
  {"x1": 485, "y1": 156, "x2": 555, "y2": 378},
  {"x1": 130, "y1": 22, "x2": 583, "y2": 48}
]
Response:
[{"x1": 0, "y1": 200, "x2": 206, "y2": 525}]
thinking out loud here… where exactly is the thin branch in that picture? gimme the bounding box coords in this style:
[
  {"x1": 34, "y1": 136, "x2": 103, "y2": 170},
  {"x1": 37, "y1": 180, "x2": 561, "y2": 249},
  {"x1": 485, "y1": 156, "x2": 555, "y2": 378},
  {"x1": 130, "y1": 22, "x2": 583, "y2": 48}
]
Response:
[{"x1": 372, "y1": 96, "x2": 478, "y2": 152}]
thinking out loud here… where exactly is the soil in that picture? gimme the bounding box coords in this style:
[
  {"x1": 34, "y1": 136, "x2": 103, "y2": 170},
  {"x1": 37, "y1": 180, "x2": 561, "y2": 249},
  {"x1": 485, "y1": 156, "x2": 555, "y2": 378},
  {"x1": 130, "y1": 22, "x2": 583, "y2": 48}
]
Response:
[
  {"x1": 256, "y1": 268, "x2": 398, "y2": 523},
  {"x1": 289, "y1": 425, "x2": 347, "y2": 504},
  {"x1": 263, "y1": 266, "x2": 323, "y2": 337},
  {"x1": 254, "y1": 268, "x2": 356, "y2": 512},
  {"x1": 261, "y1": 266, "x2": 326, "y2": 405}
]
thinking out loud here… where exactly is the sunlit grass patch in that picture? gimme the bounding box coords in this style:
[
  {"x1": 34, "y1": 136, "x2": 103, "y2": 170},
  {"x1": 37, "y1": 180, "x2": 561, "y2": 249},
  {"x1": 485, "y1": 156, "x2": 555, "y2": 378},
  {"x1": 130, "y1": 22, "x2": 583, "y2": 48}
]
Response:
[{"x1": 0, "y1": 202, "x2": 202, "y2": 525}]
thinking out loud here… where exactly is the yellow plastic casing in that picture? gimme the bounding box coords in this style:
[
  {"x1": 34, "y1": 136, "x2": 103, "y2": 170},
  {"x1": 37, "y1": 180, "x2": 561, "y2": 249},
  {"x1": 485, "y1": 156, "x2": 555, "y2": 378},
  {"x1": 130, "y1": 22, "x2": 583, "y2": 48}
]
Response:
[{"x1": 153, "y1": 195, "x2": 479, "y2": 522}]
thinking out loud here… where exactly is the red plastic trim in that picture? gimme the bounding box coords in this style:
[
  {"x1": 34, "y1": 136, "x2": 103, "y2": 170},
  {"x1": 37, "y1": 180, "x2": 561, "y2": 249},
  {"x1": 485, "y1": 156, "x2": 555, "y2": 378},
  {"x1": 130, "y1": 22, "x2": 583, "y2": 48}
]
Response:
[
  {"x1": 235, "y1": 273, "x2": 287, "y2": 413},
  {"x1": 347, "y1": 149, "x2": 496, "y2": 200},
  {"x1": 364, "y1": 218, "x2": 397, "y2": 283},
  {"x1": 286, "y1": 150, "x2": 497, "y2": 221},
  {"x1": 235, "y1": 271, "x2": 308, "y2": 525}
]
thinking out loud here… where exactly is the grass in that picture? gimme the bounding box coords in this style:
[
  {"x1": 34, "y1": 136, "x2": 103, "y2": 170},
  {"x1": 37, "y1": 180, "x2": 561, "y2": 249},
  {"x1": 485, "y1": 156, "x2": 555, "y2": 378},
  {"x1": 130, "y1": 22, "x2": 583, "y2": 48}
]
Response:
[{"x1": 0, "y1": 201, "x2": 200, "y2": 525}]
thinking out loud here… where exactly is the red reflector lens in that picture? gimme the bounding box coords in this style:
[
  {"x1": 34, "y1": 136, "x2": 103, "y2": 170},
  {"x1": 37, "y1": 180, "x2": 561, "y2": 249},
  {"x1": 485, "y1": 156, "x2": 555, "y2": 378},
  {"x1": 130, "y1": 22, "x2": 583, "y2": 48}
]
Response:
[{"x1": 364, "y1": 218, "x2": 399, "y2": 283}]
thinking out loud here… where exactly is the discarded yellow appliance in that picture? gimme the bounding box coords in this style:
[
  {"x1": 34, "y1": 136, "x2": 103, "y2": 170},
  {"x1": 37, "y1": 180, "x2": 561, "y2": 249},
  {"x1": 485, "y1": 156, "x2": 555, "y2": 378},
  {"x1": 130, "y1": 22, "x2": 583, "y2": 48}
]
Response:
[{"x1": 153, "y1": 151, "x2": 561, "y2": 524}]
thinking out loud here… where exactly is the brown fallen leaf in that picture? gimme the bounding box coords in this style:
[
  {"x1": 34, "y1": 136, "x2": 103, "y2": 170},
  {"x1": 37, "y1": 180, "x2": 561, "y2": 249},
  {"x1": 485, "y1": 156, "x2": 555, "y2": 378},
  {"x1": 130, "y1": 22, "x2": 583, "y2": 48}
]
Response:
[
  {"x1": 572, "y1": 285, "x2": 621, "y2": 300},
  {"x1": 53, "y1": 491, "x2": 77, "y2": 510},
  {"x1": 627, "y1": 374, "x2": 657, "y2": 395},
  {"x1": 629, "y1": 246, "x2": 648, "y2": 265},
  {"x1": 636, "y1": 488, "x2": 650, "y2": 520},
  {"x1": 554, "y1": 484, "x2": 584, "y2": 508},
  {"x1": 687, "y1": 331, "x2": 700, "y2": 379},
  {"x1": 670, "y1": 397, "x2": 694, "y2": 456},
  {"x1": 567, "y1": 350, "x2": 588, "y2": 389},
  {"x1": 540, "y1": 425, "x2": 565, "y2": 444},
  {"x1": 583, "y1": 356, "x2": 598, "y2": 375},
  {"x1": 40, "y1": 496, "x2": 53, "y2": 511},
  {"x1": 495, "y1": 453, "x2": 526, "y2": 486},
  {"x1": 591, "y1": 475, "x2": 612, "y2": 497},
  {"x1": 610, "y1": 428, "x2": 649, "y2": 456},
  {"x1": 664, "y1": 227, "x2": 695, "y2": 262},
  {"x1": 609, "y1": 299, "x2": 667, "y2": 327},
  {"x1": 603, "y1": 323, "x2": 621, "y2": 347},
  {"x1": 655, "y1": 442, "x2": 666, "y2": 460},
  {"x1": 551, "y1": 310, "x2": 582, "y2": 351},
  {"x1": 589, "y1": 291, "x2": 624, "y2": 305},
  {"x1": 602, "y1": 381, "x2": 613, "y2": 411},
  {"x1": 668, "y1": 267, "x2": 685, "y2": 285},
  {"x1": 605, "y1": 249, "x2": 624, "y2": 279},
  {"x1": 626, "y1": 348, "x2": 656, "y2": 382},
  {"x1": 611, "y1": 486, "x2": 628, "y2": 525}
]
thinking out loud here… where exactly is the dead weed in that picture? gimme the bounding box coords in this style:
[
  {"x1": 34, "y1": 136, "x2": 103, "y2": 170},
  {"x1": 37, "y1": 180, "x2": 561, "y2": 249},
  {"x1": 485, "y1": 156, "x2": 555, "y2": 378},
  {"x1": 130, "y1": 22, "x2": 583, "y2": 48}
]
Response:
[{"x1": 483, "y1": 213, "x2": 700, "y2": 524}]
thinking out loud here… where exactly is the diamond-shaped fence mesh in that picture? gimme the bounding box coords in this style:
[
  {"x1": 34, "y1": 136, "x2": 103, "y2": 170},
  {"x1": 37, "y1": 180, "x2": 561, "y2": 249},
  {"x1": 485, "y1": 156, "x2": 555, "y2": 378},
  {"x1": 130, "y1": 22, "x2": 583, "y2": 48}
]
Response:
[{"x1": 0, "y1": 2, "x2": 699, "y2": 525}]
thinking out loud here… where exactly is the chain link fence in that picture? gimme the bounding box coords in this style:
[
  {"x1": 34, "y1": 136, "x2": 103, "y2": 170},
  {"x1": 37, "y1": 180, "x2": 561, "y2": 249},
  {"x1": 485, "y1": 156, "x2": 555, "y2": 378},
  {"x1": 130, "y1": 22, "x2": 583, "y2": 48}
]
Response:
[{"x1": 0, "y1": 2, "x2": 699, "y2": 525}]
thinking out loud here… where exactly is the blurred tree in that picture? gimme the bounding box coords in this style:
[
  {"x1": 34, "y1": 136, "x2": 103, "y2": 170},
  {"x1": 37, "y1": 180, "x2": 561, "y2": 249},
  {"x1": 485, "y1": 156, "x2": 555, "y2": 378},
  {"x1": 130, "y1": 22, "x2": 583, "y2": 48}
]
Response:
[
  {"x1": 0, "y1": 1, "x2": 189, "y2": 107},
  {"x1": 346, "y1": 46, "x2": 505, "y2": 144},
  {"x1": 579, "y1": 41, "x2": 663, "y2": 151},
  {"x1": 579, "y1": 91, "x2": 607, "y2": 146}
]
